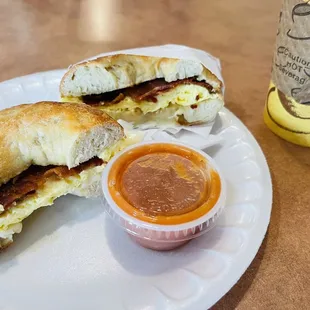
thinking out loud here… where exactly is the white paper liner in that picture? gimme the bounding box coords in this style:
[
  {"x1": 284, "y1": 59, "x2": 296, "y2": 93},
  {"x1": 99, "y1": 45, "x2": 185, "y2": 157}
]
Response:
[{"x1": 119, "y1": 119, "x2": 222, "y2": 149}]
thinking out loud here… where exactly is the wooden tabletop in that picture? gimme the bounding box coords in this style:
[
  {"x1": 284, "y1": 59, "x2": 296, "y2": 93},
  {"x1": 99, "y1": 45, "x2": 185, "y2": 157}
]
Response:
[{"x1": 1, "y1": 0, "x2": 309, "y2": 309}]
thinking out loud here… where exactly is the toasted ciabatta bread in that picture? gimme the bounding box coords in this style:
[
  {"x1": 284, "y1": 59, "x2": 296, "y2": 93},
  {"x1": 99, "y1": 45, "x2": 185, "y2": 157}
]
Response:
[
  {"x1": 0, "y1": 101, "x2": 124, "y2": 250},
  {"x1": 60, "y1": 54, "x2": 224, "y2": 126}
]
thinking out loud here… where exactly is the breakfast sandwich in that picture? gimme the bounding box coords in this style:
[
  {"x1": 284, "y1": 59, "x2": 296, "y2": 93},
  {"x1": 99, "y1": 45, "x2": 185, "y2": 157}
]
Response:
[
  {"x1": 0, "y1": 101, "x2": 138, "y2": 250},
  {"x1": 60, "y1": 54, "x2": 224, "y2": 126}
]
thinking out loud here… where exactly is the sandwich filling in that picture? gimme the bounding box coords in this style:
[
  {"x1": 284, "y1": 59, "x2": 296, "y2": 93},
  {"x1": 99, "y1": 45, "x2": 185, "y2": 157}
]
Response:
[
  {"x1": 0, "y1": 158, "x2": 105, "y2": 246},
  {"x1": 0, "y1": 157, "x2": 104, "y2": 213},
  {"x1": 62, "y1": 77, "x2": 223, "y2": 125}
]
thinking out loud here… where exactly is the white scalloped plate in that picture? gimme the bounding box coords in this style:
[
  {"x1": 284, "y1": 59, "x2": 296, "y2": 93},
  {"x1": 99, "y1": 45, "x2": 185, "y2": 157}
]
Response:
[{"x1": 0, "y1": 71, "x2": 272, "y2": 310}]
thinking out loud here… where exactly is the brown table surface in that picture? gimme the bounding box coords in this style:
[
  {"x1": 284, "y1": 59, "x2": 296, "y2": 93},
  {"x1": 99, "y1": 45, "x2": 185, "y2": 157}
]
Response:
[{"x1": 1, "y1": 0, "x2": 309, "y2": 309}]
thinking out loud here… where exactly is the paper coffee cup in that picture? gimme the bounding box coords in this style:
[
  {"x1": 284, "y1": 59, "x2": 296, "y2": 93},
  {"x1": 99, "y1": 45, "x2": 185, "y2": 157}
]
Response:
[{"x1": 264, "y1": 0, "x2": 310, "y2": 147}]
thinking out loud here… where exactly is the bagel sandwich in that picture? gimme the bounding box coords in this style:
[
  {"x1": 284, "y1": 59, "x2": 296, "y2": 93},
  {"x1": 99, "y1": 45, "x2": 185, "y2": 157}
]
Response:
[
  {"x1": 0, "y1": 101, "x2": 139, "y2": 250},
  {"x1": 60, "y1": 54, "x2": 224, "y2": 126}
]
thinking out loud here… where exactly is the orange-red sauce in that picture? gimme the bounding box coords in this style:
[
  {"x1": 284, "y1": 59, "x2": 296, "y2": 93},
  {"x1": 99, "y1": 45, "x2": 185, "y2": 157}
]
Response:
[
  {"x1": 108, "y1": 144, "x2": 221, "y2": 225},
  {"x1": 121, "y1": 153, "x2": 208, "y2": 216}
]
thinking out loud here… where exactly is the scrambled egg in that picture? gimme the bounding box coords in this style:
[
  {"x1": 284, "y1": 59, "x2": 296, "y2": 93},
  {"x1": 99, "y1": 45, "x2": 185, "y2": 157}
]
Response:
[
  {"x1": 62, "y1": 84, "x2": 221, "y2": 124},
  {"x1": 0, "y1": 133, "x2": 142, "y2": 239}
]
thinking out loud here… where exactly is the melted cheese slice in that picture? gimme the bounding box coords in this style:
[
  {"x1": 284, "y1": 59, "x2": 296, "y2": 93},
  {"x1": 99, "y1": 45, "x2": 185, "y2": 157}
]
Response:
[{"x1": 0, "y1": 132, "x2": 142, "y2": 241}]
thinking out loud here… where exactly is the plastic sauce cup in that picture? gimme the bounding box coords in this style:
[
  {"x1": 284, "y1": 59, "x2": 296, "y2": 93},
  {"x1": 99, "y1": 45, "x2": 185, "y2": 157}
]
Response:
[{"x1": 102, "y1": 141, "x2": 226, "y2": 251}]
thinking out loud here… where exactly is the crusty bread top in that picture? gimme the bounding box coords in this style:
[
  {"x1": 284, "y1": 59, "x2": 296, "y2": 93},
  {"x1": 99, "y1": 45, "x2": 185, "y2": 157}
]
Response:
[
  {"x1": 0, "y1": 101, "x2": 124, "y2": 186},
  {"x1": 60, "y1": 54, "x2": 223, "y2": 97}
]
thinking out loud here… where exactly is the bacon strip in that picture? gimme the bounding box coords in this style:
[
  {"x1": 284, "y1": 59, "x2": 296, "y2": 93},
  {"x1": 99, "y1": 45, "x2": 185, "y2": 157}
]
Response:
[
  {"x1": 0, "y1": 157, "x2": 104, "y2": 213},
  {"x1": 82, "y1": 78, "x2": 214, "y2": 105}
]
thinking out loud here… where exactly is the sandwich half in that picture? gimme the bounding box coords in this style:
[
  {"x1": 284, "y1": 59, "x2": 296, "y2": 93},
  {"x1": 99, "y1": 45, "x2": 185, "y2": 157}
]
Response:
[
  {"x1": 60, "y1": 54, "x2": 224, "y2": 126},
  {"x1": 0, "y1": 101, "x2": 137, "y2": 250}
]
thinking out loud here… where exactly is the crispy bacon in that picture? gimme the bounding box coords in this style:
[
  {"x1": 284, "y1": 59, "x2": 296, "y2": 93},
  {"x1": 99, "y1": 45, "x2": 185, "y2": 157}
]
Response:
[
  {"x1": 0, "y1": 157, "x2": 104, "y2": 213},
  {"x1": 82, "y1": 78, "x2": 214, "y2": 105}
]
